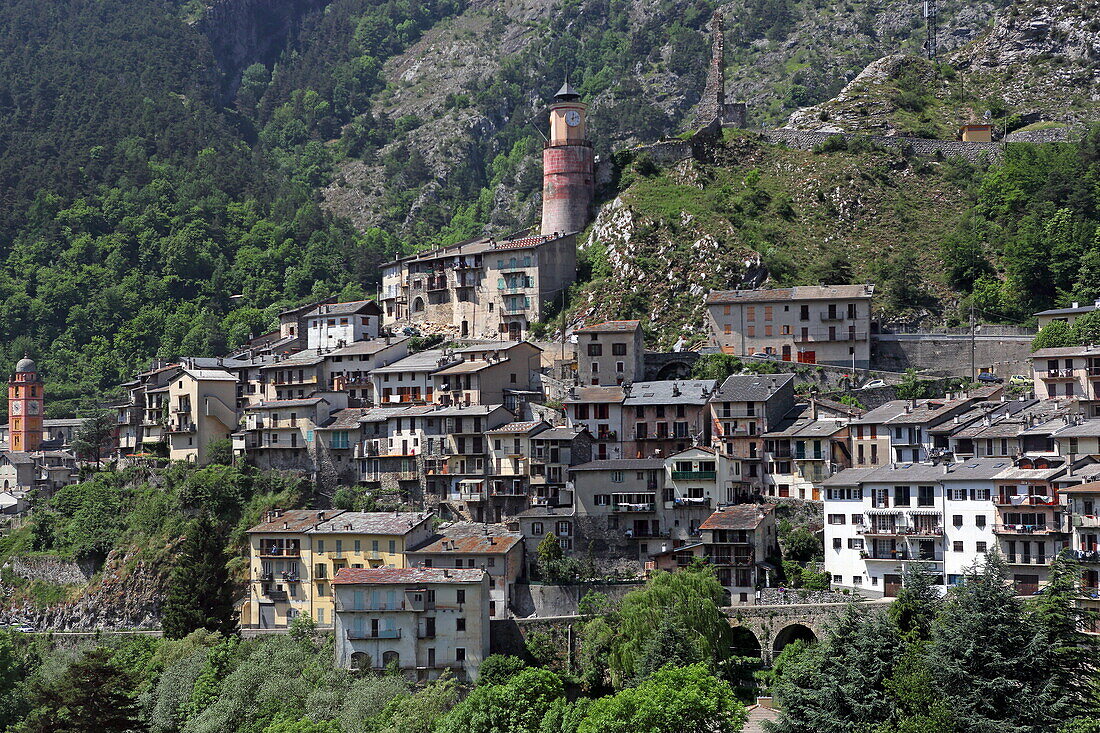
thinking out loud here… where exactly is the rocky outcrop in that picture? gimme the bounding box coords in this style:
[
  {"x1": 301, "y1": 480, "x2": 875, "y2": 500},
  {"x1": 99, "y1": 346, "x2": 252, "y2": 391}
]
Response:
[
  {"x1": 6, "y1": 555, "x2": 94, "y2": 586},
  {"x1": 0, "y1": 548, "x2": 171, "y2": 630},
  {"x1": 196, "y1": 0, "x2": 330, "y2": 94}
]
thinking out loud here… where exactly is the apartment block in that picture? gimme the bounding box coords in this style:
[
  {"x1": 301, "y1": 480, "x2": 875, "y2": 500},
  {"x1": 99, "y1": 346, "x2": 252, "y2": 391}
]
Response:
[
  {"x1": 380, "y1": 232, "x2": 576, "y2": 342},
  {"x1": 369, "y1": 348, "x2": 460, "y2": 406},
  {"x1": 706, "y1": 285, "x2": 874, "y2": 367},
  {"x1": 234, "y1": 392, "x2": 349, "y2": 473},
  {"x1": 333, "y1": 567, "x2": 490, "y2": 682},
  {"x1": 708, "y1": 373, "x2": 796, "y2": 492},
  {"x1": 1031, "y1": 346, "x2": 1100, "y2": 414},
  {"x1": 430, "y1": 342, "x2": 542, "y2": 409},
  {"x1": 623, "y1": 380, "x2": 717, "y2": 458},
  {"x1": 164, "y1": 368, "x2": 238, "y2": 465},
  {"x1": 305, "y1": 300, "x2": 382, "y2": 350},
  {"x1": 564, "y1": 386, "x2": 627, "y2": 460},
  {"x1": 574, "y1": 320, "x2": 645, "y2": 387},
  {"x1": 654, "y1": 504, "x2": 778, "y2": 604},
  {"x1": 762, "y1": 409, "x2": 851, "y2": 500},
  {"x1": 406, "y1": 525, "x2": 525, "y2": 618}
]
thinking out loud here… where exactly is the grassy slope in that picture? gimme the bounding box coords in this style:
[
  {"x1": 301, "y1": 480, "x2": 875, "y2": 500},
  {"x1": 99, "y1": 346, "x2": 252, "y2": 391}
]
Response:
[{"x1": 566, "y1": 131, "x2": 972, "y2": 347}]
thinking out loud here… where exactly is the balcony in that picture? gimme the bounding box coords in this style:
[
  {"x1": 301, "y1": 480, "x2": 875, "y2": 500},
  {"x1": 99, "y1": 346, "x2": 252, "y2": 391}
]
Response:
[
  {"x1": 596, "y1": 430, "x2": 618, "y2": 441},
  {"x1": 819, "y1": 312, "x2": 846, "y2": 322},
  {"x1": 856, "y1": 525, "x2": 943, "y2": 537},
  {"x1": 793, "y1": 452, "x2": 825, "y2": 461},
  {"x1": 861, "y1": 550, "x2": 940, "y2": 562},
  {"x1": 1005, "y1": 554, "x2": 1048, "y2": 565},
  {"x1": 259, "y1": 546, "x2": 301, "y2": 558},
  {"x1": 258, "y1": 571, "x2": 301, "y2": 583},
  {"x1": 793, "y1": 329, "x2": 868, "y2": 343},
  {"x1": 613, "y1": 502, "x2": 656, "y2": 512},
  {"x1": 167, "y1": 422, "x2": 196, "y2": 434},
  {"x1": 346, "y1": 629, "x2": 401, "y2": 640},
  {"x1": 1039, "y1": 369, "x2": 1075, "y2": 380},
  {"x1": 337, "y1": 601, "x2": 409, "y2": 612},
  {"x1": 994, "y1": 495, "x2": 1058, "y2": 507},
  {"x1": 671, "y1": 471, "x2": 717, "y2": 480},
  {"x1": 1073, "y1": 515, "x2": 1100, "y2": 528},
  {"x1": 1072, "y1": 549, "x2": 1100, "y2": 563},
  {"x1": 500, "y1": 303, "x2": 528, "y2": 315},
  {"x1": 426, "y1": 276, "x2": 448, "y2": 291},
  {"x1": 994, "y1": 523, "x2": 1058, "y2": 535},
  {"x1": 460, "y1": 492, "x2": 485, "y2": 502},
  {"x1": 671, "y1": 496, "x2": 712, "y2": 508}
]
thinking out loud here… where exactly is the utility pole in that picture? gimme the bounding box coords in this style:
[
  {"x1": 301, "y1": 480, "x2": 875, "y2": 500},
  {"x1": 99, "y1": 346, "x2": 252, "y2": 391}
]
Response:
[
  {"x1": 970, "y1": 301, "x2": 976, "y2": 383},
  {"x1": 924, "y1": 0, "x2": 938, "y2": 61}
]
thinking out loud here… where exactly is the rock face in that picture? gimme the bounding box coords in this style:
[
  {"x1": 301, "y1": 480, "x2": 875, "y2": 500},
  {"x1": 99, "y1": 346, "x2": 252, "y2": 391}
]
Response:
[
  {"x1": 197, "y1": 0, "x2": 329, "y2": 94},
  {"x1": 782, "y1": 0, "x2": 1100, "y2": 135},
  {"x1": 0, "y1": 548, "x2": 171, "y2": 630}
]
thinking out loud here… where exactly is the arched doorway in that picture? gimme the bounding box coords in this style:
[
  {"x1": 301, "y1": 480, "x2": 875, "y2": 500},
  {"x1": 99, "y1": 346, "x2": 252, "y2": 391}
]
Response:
[
  {"x1": 772, "y1": 623, "x2": 817, "y2": 656},
  {"x1": 413, "y1": 297, "x2": 425, "y2": 313},
  {"x1": 655, "y1": 360, "x2": 692, "y2": 380},
  {"x1": 382, "y1": 650, "x2": 400, "y2": 667},
  {"x1": 461, "y1": 320, "x2": 469, "y2": 337},
  {"x1": 350, "y1": 651, "x2": 370, "y2": 671},
  {"x1": 728, "y1": 626, "x2": 763, "y2": 658}
]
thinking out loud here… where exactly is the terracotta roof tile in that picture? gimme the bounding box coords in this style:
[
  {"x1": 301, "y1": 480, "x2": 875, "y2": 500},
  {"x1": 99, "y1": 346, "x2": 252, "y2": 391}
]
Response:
[
  {"x1": 699, "y1": 504, "x2": 775, "y2": 530},
  {"x1": 333, "y1": 567, "x2": 486, "y2": 584}
]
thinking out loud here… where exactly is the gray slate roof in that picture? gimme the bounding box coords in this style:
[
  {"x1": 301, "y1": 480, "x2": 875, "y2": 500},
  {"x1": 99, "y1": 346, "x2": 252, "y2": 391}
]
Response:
[
  {"x1": 713, "y1": 373, "x2": 794, "y2": 402},
  {"x1": 623, "y1": 380, "x2": 717, "y2": 406}
]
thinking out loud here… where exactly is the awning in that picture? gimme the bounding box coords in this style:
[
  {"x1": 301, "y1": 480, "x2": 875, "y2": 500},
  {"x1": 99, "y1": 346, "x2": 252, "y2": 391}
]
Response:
[
  {"x1": 457, "y1": 479, "x2": 484, "y2": 486},
  {"x1": 865, "y1": 508, "x2": 902, "y2": 515},
  {"x1": 908, "y1": 509, "x2": 942, "y2": 515}
]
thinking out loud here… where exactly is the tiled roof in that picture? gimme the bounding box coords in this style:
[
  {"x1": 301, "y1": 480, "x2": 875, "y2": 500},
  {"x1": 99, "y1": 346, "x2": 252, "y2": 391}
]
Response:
[
  {"x1": 622, "y1": 380, "x2": 717, "y2": 406},
  {"x1": 180, "y1": 368, "x2": 236, "y2": 382},
  {"x1": 564, "y1": 386, "x2": 625, "y2": 403},
  {"x1": 575, "y1": 320, "x2": 641, "y2": 333},
  {"x1": 1058, "y1": 481, "x2": 1100, "y2": 494},
  {"x1": 1034, "y1": 304, "x2": 1099, "y2": 316},
  {"x1": 370, "y1": 349, "x2": 458, "y2": 373},
  {"x1": 706, "y1": 285, "x2": 874, "y2": 304},
  {"x1": 699, "y1": 503, "x2": 775, "y2": 530},
  {"x1": 408, "y1": 533, "x2": 523, "y2": 554},
  {"x1": 484, "y1": 421, "x2": 546, "y2": 435},
  {"x1": 250, "y1": 397, "x2": 327, "y2": 409},
  {"x1": 304, "y1": 300, "x2": 381, "y2": 318},
  {"x1": 713, "y1": 374, "x2": 794, "y2": 402},
  {"x1": 248, "y1": 509, "x2": 343, "y2": 533},
  {"x1": 311, "y1": 511, "x2": 432, "y2": 536},
  {"x1": 433, "y1": 360, "x2": 494, "y2": 375},
  {"x1": 325, "y1": 337, "x2": 409, "y2": 357},
  {"x1": 318, "y1": 407, "x2": 374, "y2": 431},
  {"x1": 571, "y1": 458, "x2": 666, "y2": 471},
  {"x1": 333, "y1": 567, "x2": 485, "y2": 585}
]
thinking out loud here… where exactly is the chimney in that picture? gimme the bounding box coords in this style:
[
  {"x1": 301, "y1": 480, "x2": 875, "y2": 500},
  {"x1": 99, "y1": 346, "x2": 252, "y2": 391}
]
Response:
[
  {"x1": 1073, "y1": 301, "x2": 1080, "y2": 309},
  {"x1": 443, "y1": 568, "x2": 451, "y2": 577},
  {"x1": 318, "y1": 511, "x2": 326, "y2": 521},
  {"x1": 282, "y1": 521, "x2": 289, "y2": 530}
]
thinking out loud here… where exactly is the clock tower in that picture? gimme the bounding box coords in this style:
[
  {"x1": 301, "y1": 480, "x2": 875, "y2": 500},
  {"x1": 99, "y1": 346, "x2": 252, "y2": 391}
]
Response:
[
  {"x1": 9, "y1": 354, "x2": 43, "y2": 453},
  {"x1": 541, "y1": 82, "x2": 595, "y2": 236}
]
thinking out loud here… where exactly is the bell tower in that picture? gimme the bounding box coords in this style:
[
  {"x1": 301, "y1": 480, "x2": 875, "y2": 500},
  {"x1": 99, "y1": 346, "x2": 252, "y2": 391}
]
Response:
[
  {"x1": 541, "y1": 82, "x2": 595, "y2": 236},
  {"x1": 8, "y1": 354, "x2": 43, "y2": 453}
]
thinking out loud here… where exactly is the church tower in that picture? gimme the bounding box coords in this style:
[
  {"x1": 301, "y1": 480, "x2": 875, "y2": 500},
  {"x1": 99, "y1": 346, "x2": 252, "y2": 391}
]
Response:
[
  {"x1": 8, "y1": 354, "x2": 43, "y2": 452},
  {"x1": 541, "y1": 82, "x2": 595, "y2": 236}
]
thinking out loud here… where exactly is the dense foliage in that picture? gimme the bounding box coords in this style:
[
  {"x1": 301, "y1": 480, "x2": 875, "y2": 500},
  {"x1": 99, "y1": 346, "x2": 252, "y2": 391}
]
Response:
[{"x1": 770, "y1": 553, "x2": 1100, "y2": 733}]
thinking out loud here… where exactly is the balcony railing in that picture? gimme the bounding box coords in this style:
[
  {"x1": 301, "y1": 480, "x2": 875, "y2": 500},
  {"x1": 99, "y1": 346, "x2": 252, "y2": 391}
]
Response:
[
  {"x1": 671, "y1": 496, "x2": 712, "y2": 508},
  {"x1": 819, "y1": 312, "x2": 846, "y2": 322},
  {"x1": 346, "y1": 629, "x2": 401, "y2": 640},
  {"x1": 613, "y1": 502, "x2": 656, "y2": 512},
  {"x1": 1073, "y1": 549, "x2": 1100, "y2": 563},
  {"x1": 995, "y1": 495, "x2": 1058, "y2": 507},
  {"x1": 259, "y1": 547, "x2": 301, "y2": 558},
  {"x1": 1073, "y1": 515, "x2": 1100, "y2": 528},
  {"x1": 167, "y1": 422, "x2": 196, "y2": 434},
  {"x1": 671, "y1": 471, "x2": 717, "y2": 480},
  {"x1": 1005, "y1": 554, "x2": 1048, "y2": 565},
  {"x1": 861, "y1": 550, "x2": 941, "y2": 561},
  {"x1": 993, "y1": 523, "x2": 1056, "y2": 535},
  {"x1": 856, "y1": 525, "x2": 943, "y2": 536},
  {"x1": 1039, "y1": 369, "x2": 1075, "y2": 379}
]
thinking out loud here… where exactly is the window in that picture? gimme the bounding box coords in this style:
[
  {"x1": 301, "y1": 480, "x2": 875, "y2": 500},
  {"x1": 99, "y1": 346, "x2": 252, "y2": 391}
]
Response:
[
  {"x1": 456, "y1": 648, "x2": 466, "y2": 662},
  {"x1": 612, "y1": 343, "x2": 627, "y2": 356},
  {"x1": 800, "y1": 305, "x2": 809, "y2": 321},
  {"x1": 317, "y1": 540, "x2": 325, "y2": 552},
  {"x1": 828, "y1": 514, "x2": 846, "y2": 524},
  {"x1": 852, "y1": 576, "x2": 862, "y2": 585},
  {"x1": 354, "y1": 540, "x2": 361, "y2": 552},
  {"x1": 851, "y1": 514, "x2": 863, "y2": 525},
  {"x1": 456, "y1": 589, "x2": 466, "y2": 604},
  {"x1": 917, "y1": 485, "x2": 935, "y2": 507},
  {"x1": 848, "y1": 538, "x2": 864, "y2": 550},
  {"x1": 531, "y1": 522, "x2": 544, "y2": 535},
  {"x1": 611, "y1": 471, "x2": 623, "y2": 483},
  {"x1": 953, "y1": 541, "x2": 964, "y2": 552},
  {"x1": 587, "y1": 343, "x2": 602, "y2": 356},
  {"x1": 975, "y1": 515, "x2": 987, "y2": 529},
  {"x1": 976, "y1": 541, "x2": 988, "y2": 553},
  {"x1": 949, "y1": 488, "x2": 967, "y2": 501},
  {"x1": 894, "y1": 485, "x2": 910, "y2": 506},
  {"x1": 832, "y1": 574, "x2": 843, "y2": 583},
  {"x1": 556, "y1": 521, "x2": 571, "y2": 536},
  {"x1": 953, "y1": 514, "x2": 963, "y2": 526},
  {"x1": 389, "y1": 540, "x2": 396, "y2": 554},
  {"x1": 833, "y1": 538, "x2": 842, "y2": 549},
  {"x1": 595, "y1": 494, "x2": 610, "y2": 506},
  {"x1": 456, "y1": 618, "x2": 466, "y2": 631},
  {"x1": 975, "y1": 489, "x2": 991, "y2": 501}
]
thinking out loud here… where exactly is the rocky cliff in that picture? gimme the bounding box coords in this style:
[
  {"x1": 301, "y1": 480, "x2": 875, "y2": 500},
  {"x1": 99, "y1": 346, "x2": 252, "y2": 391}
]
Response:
[{"x1": 783, "y1": 0, "x2": 1100, "y2": 136}]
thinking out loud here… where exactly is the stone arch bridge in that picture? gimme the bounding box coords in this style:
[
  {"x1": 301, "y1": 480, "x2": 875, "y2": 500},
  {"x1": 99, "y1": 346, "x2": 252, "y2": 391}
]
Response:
[{"x1": 724, "y1": 599, "x2": 893, "y2": 663}]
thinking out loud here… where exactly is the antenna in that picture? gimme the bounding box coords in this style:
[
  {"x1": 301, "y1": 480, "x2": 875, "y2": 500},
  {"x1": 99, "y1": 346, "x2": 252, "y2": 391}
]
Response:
[{"x1": 924, "y1": 0, "x2": 938, "y2": 61}]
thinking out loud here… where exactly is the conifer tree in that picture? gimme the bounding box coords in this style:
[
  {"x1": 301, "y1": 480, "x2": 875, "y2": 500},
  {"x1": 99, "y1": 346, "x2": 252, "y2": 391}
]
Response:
[
  {"x1": 887, "y1": 561, "x2": 940, "y2": 641},
  {"x1": 161, "y1": 514, "x2": 237, "y2": 640},
  {"x1": 17, "y1": 648, "x2": 144, "y2": 733}
]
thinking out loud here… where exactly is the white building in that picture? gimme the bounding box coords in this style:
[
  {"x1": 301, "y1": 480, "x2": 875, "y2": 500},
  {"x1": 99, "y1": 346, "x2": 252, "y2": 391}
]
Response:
[
  {"x1": 823, "y1": 459, "x2": 1009, "y2": 596},
  {"x1": 306, "y1": 300, "x2": 383, "y2": 350},
  {"x1": 332, "y1": 567, "x2": 491, "y2": 682}
]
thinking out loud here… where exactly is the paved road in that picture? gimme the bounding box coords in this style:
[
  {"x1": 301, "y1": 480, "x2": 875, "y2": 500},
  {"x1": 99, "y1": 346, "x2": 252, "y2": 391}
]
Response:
[{"x1": 743, "y1": 705, "x2": 780, "y2": 733}]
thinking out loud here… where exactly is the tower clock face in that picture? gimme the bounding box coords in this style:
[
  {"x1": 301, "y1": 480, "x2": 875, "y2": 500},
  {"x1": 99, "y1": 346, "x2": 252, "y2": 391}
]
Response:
[
  {"x1": 28, "y1": 400, "x2": 40, "y2": 415},
  {"x1": 564, "y1": 110, "x2": 581, "y2": 127},
  {"x1": 10, "y1": 401, "x2": 21, "y2": 415}
]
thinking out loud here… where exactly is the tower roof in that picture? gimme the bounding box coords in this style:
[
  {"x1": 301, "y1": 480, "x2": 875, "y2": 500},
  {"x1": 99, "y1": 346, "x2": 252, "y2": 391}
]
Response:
[
  {"x1": 14, "y1": 354, "x2": 36, "y2": 373},
  {"x1": 554, "y1": 81, "x2": 580, "y2": 102}
]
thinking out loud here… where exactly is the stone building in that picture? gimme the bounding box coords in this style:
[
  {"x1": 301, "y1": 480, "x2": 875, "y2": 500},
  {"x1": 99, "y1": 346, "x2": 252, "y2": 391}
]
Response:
[
  {"x1": 380, "y1": 233, "x2": 576, "y2": 341},
  {"x1": 305, "y1": 300, "x2": 382, "y2": 350},
  {"x1": 574, "y1": 320, "x2": 645, "y2": 387},
  {"x1": 709, "y1": 373, "x2": 796, "y2": 494},
  {"x1": 623, "y1": 380, "x2": 717, "y2": 458},
  {"x1": 706, "y1": 285, "x2": 875, "y2": 368}
]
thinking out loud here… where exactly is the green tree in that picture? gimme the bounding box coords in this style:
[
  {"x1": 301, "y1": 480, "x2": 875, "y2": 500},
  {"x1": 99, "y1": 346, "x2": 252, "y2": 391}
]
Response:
[
  {"x1": 633, "y1": 616, "x2": 698, "y2": 683},
  {"x1": 1072, "y1": 311, "x2": 1100, "y2": 346},
  {"x1": 436, "y1": 667, "x2": 566, "y2": 733},
  {"x1": 610, "y1": 567, "x2": 733, "y2": 685},
  {"x1": 0, "y1": 629, "x2": 28, "y2": 728},
  {"x1": 691, "y1": 354, "x2": 743, "y2": 381},
  {"x1": 476, "y1": 654, "x2": 527, "y2": 686},
  {"x1": 205, "y1": 438, "x2": 234, "y2": 467},
  {"x1": 926, "y1": 553, "x2": 1035, "y2": 732},
  {"x1": 771, "y1": 604, "x2": 905, "y2": 733},
  {"x1": 578, "y1": 664, "x2": 746, "y2": 733},
  {"x1": 72, "y1": 410, "x2": 116, "y2": 467},
  {"x1": 879, "y1": 645, "x2": 955, "y2": 733},
  {"x1": 16, "y1": 648, "x2": 144, "y2": 733},
  {"x1": 887, "y1": 562, "x2": 939, "y2": 641},
  {"x1": 161, "y1": 514, "x2": 237, "y2": 640},
  {"x1": 782, "y1": 527, "x2": 820, "y2": 561},
  {"x1": 536, "y1": 533, "x2": 572, "y2": 583},
  {"x1": 1032, "y1": 320, "x2": 1077, "y2": 351}
]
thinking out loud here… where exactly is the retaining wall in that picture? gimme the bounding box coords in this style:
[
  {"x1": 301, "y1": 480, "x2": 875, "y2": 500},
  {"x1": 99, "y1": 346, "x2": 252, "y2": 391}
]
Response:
[
  {"x1": 511, "y1": 580, "x2": 643, "y2": 618},
  {"x1": 762, "y1": 129, "x2": 1005, "y2": 163},
  {"x1": 6, "y1": 555, "x2": 94, "y2": 585}
]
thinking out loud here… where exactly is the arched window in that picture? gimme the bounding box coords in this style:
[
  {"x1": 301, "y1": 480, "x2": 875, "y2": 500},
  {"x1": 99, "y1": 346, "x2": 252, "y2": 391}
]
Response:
[
  {"x1": 350, "y1": 652, "x2": 370, "y2": 670},
  {"x1": 382, "y1": 650, "x2": 400, "y2": 667}
]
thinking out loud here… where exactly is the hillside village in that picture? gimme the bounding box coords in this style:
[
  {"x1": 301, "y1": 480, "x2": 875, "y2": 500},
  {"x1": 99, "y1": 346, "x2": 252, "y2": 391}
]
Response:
[{"x1": 1, "y1": 0, "x2": 1100, "y2": 729}]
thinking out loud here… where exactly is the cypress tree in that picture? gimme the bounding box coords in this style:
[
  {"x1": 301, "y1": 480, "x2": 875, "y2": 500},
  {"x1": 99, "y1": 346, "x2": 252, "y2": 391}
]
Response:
[{"x1": 161, "y1": 514, "x2": 237, "y2": 640}]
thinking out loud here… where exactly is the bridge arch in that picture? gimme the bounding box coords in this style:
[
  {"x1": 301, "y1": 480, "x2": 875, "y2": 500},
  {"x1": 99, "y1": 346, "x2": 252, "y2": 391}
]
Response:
[{"x1": 771, "y1": 623, "x2": 817, "y2": 655}]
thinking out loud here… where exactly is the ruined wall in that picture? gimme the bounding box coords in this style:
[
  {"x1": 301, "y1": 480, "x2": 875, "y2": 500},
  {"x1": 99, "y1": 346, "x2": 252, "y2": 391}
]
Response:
[{"x1": 763, "y1": 129, "x2": 1006, "y2": 163}]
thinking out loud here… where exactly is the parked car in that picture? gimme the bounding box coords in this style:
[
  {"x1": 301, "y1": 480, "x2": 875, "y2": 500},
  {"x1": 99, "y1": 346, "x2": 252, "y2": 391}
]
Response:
[
  {"x1": 862, "y1": 379, "x2": 887, "y2": 389},
  {"x1": 977, "y1": 372, "x2": 1004, "y2": 384},
  {"x1": 13, "y1": 624, "x2": 34, "y2": 633},
  {"x1": 1009, "y1": 375, "x2": 1032, "y2": 386},
  {"x1": 750, "y1": 352, "x2": 778, "y2": 360}
]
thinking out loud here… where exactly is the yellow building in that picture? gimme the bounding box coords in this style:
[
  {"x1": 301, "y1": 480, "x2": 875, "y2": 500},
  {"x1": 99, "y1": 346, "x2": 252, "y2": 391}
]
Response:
[
  {"x1": 959, "y1": 123, "x2": 993, "y2": 142},
  {"x1": 243, "y1": 509, "x2": 435, "y2": 629}
]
